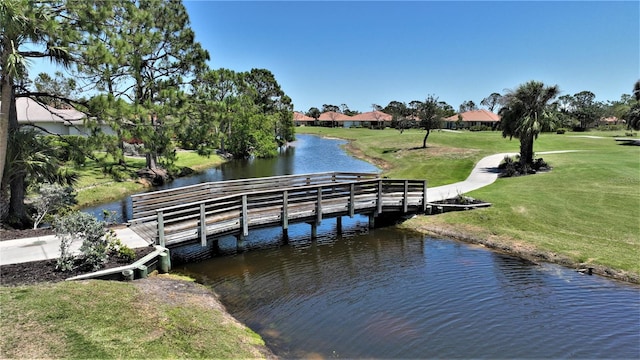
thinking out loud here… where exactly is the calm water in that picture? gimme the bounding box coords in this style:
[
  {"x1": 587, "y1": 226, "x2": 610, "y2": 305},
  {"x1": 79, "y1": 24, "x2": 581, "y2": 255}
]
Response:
[
  {"x1": 82, "y1": 134, "x2": 378, "y2": 221},
  {"x1": 181, "y1": 229, "x2": 640, "y2": 359},
  {"x1": 87, "y1": 134, "x2": 640, "y2": 358}
]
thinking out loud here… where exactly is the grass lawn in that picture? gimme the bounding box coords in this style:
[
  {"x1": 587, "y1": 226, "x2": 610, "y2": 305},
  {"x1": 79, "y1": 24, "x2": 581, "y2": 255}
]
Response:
[
  {"x1": 297, "y1": 127, "x2": 640, "y2": 279},
  {"x1": 73, "y1": 151, "x2": 225, "y2": 208},
  {"x1": 0, "y1": 275, "x2": 271, "y2": 359}
]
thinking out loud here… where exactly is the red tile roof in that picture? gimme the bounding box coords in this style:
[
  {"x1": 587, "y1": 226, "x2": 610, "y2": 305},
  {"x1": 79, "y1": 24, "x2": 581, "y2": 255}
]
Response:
[
  {"x1": 294, "y1": 111, "x2": 315, "y2": 121},
  {"x1": 349, "y1": 110, "x2": 393, "y2": 121},
  {"x1": 318, "y1": 111, "x2": 353, "y2": 121},
  {"x1": 445, "y1": 109, "x2": 500, "y2": 122}
]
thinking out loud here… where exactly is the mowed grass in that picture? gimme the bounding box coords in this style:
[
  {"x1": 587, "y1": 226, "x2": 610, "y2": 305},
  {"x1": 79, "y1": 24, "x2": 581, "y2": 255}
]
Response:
[
  {"x1": 72, "y1": 151, "x2": 225, "y2": 208},
  {"x1": 0, "y1": 276, "x2": 269, "y2": 359},
  {"x1": 297, "y1": 127, "x2": 640, "y2": 276}
]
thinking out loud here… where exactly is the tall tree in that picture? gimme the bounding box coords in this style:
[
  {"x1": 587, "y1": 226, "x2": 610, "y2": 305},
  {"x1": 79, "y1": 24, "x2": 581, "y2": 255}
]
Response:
[
  {"x1": 480, "y1": 92, "x2": 502, "y2": 112},
  {"x1": 1, "y1": 0, "x2": 109, "y2": 226},
  {"x1": 79, "y1": 0, "x2": 209, "y2": 173},
  {"x1": 33, "y1": 71, "x2": 78, "y2": 108},
  {"x1": 500, "y1": 80, "x2": 559, "y2": 168},
  {"x1": 417, "y1": 95, "x2": 444, "y2": 148},
  {"x1": 459, "y1": 100, "x2": 478, "y2": 113},
  {"x1": 307, "y1": 107, "x2": 321, "y2": 121},
  {"x1": 627, "y1": 80, "x2": 640, "y2": 130},
  {"x1": 322, "y1": 104, "x2": 340, "y2": 113},
  {"x1": 571, "y1": 91, "x2": 603, "y2": 129},
  {"x1": 1, "y1": 0, "x2": 76, "y2": 188}
]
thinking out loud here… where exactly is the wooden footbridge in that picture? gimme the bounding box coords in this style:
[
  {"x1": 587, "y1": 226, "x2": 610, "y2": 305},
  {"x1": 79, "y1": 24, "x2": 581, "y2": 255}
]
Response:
[{"x1": 128, "y1": 172, "x2": 428, "y2": 250}]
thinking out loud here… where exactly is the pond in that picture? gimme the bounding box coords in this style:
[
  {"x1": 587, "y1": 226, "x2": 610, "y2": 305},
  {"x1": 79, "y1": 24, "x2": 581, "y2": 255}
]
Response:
[
  {"x1": 85, "y1": 134, "x2": 640, "y2": 358},
  {"x1": 179, "y1": 229, "x2": 640, "y2": 358}
]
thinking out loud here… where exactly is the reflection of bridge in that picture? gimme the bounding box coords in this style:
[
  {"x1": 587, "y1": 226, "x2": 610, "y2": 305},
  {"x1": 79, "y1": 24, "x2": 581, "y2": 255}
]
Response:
[{"x1": 129, "y1": 172, "x2": 428, "y2": 250}]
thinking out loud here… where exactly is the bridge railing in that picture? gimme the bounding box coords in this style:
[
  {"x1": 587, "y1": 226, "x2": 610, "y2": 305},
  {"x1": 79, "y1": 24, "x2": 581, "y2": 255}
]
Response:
[
  {"x1": 133, "y1": 178, "x2": 427, "y2": 247},
  {"x1": 130, "y1": 171, "x2": 380, "y2": 220}
]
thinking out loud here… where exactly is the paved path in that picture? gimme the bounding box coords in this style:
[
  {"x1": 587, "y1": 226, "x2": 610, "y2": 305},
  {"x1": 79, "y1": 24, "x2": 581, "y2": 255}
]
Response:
[
  {"x1": 1, "y1": 226, "x2": 149, "y2": 266},
  {"x1": 0, "y1": 150, "x2": 580, "y2": 266}
]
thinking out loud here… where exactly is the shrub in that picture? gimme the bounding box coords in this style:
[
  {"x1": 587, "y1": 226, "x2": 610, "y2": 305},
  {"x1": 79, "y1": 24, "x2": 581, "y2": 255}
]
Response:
[
  {"x1": 54, "y1": 212, "x2": 109, "y2": 271},
  {"x1": 498, "y1": 155, "x2": 550, "y2": 178},
  {"x1": 31, "y1": 183, "x2": 77, "y2": 229},
  {"x1": 556, "y1": 129, "x2": 566, "y2": 134},
  {"x1": 469, "y1": 125, "x2": 492, "y2": 132},
  {"x1": 123, "y1": 142, "x2": 144, "y2": 157},
  {"x1": 107, "y1": 236, "x2": 136, "y2": 262}
]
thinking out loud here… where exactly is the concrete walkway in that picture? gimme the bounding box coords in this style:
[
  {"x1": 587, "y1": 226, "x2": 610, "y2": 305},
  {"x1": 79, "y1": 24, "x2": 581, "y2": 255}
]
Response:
[
  {"x1": 0, "y1": 150, "x2": 580, "y2": 266},
  {"x1": 1, "y1": 226, "x2": 150, "y2": 266}
]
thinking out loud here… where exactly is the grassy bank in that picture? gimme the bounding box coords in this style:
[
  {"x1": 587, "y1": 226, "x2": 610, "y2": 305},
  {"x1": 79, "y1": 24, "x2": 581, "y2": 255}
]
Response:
[
  {"x1": 297, "y1": 127, "x2": 640, "y2": 281},
  {"x1": 73, "y1": 151, "x2": 225, "y2": 208},
  {"x1": 0, "y1": 274, "x2": 273, "y2": 359}
]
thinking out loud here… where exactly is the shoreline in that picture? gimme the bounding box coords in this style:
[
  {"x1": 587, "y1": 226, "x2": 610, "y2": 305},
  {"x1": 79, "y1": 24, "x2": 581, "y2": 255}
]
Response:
[
  {"x1": 402, "y1": 222, "x2": 639, "y2": 285},
  {"x1": 315, "y1": 132, "x2": 640, "y2": 285}
]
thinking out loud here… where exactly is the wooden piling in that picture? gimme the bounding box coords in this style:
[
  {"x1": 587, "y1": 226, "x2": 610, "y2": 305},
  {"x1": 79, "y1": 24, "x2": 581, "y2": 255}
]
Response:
[
  {"x1": 122, "y1": 269, "x2": 134, "y2": 281},
  {"x1": 158, "y1": 252, "x2": 170, "y2": 273},
  {"x1": 137, "y1": 264, "x2": 148, "y2": 279}
]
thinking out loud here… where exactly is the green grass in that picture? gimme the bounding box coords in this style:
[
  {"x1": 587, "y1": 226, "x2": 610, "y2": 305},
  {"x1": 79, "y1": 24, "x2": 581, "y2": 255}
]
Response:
[
  {"x1": 0, "y1": 276, "x2": 269, "y2": 359},
  {"x1": 72, "y1": 151, "x2": 225, "y2": 208},
  {"x1": 297, "y1": 127, "x2": 640, "y2": 277}
]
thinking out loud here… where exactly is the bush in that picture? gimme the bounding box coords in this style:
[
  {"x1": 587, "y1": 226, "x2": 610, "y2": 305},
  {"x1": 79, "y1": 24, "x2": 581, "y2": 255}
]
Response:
[
  {"x1": 469, "y1": 125, "x2": 492, "y2": 132},
  {"x1": 31, "y1": 183, "x2": 77, "y2": 229},
  {"x1": 54, "y1": 212, "x2": 109, "y2": 271},
  {"x1": 498, "y1": 155, "x2": 550, "y2": 178},
  {"x1": 556, "y1": 129, "x2": 566, "y2": 134},
  {"x1": 107, "y1": 237, "x2": 136, "y2": 262}
]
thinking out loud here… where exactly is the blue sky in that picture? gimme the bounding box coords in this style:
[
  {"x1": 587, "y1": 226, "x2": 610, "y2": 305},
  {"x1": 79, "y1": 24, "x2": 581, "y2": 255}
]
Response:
[{"x1": 183, "y1": 0, "x2": 639, "y2": 112}]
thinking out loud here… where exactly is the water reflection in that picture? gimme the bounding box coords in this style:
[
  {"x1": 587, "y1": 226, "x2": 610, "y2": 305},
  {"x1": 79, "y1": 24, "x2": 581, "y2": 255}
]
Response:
[
  {"x1": 82, "y1": 135, "x2": 378, "y2": 222},
  {"x1": 180, "y1": 232, "x2": 640, "y2": 359}
]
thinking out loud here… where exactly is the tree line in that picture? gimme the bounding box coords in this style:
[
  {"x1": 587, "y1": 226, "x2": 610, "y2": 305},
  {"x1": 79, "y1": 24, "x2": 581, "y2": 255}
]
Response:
[
  {"x1": 305, "y1": 86, "x2": 640, "y2": 133},
  {"x1": 1, "y1": 0, "x2": 294, "y2": 228}
]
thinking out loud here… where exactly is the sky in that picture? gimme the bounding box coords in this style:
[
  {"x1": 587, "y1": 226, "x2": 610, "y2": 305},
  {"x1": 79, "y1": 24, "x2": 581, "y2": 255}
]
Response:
[
  {"x1": 31, "y1": 1, "x2": 640, "y2": 113},
  {"x1": 181, "y1": 0, "x2": 639, "y2": 113}
]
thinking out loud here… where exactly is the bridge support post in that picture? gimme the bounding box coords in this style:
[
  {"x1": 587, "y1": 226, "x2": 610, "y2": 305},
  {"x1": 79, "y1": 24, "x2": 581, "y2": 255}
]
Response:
[
  {"x1": 368, "y1": 215, "x2": 375, "y2": 229},
  {"x1": 310, "y1": 222, "x2": 317, "y2": 240},
  {"x1": 336, "y1": 216, "x2": 342, "y2": 235},
  {"x1": 236, "y1": 234, "x2": 246, "y2": 253}
]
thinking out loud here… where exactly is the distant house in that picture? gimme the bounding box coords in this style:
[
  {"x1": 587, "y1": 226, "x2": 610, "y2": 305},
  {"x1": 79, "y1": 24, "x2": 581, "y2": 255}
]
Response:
[
  {"x1": 318, "y1": 111, "x2": 353, "y2": 127},
  {"x1": 444, "y1": 109, "x2": 500, "y2": 130},
  {"x1": 4, "y1": 97, "x2": 114, "y2": 136},
  {"x1": 293, "y1": 111, "x2": 316, "y2": 126},
  {"x1": 599, "y1": 116, "x2": 623, "y2": 126},
  {"x1": 348, "y1": 111, "x2": 393, "y2": 128}
]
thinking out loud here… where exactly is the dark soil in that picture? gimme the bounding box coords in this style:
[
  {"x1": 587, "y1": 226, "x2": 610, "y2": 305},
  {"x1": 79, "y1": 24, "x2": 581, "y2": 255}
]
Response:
[
  {"x1": 0, "y1": 227, "x2": 55, "y2": 241},
  {"x1": 1, "y1": 227, "x2": 155, "y2": 287}
]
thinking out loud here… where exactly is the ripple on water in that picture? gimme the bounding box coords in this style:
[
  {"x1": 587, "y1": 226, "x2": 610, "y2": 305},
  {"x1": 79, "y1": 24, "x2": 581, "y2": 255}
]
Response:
[{"x1": 184, "y1": 231, "x2": 640, "y2": 359}]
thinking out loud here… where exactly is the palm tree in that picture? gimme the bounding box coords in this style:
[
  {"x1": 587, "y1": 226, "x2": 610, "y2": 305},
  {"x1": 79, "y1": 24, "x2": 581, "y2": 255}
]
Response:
[
  {"x1": 1, "y1": 0, "x2": 77, "y2": 185},
  {"x1": 4, "y1": 128, "x2": 77, "y2": 227},
  {"x1": 627, "y1": 80, "x2": 640, "y2": 130},
  {"x1": 499, "y1": 81, "x2": 559, "y2": 169}
]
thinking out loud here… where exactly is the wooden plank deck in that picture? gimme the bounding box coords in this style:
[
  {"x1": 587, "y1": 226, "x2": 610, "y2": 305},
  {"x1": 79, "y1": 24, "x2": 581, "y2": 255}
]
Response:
[{"x1": 129, "y1": 172, "x2": 427, "y2": 247}]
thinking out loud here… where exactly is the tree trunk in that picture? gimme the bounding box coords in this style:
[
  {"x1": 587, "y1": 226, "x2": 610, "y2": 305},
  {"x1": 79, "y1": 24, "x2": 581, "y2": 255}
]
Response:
[
  {"x1": 6, "y1": 90, "x2": 30, "y2": 228},
  {"x1": 519, "y1": 135, "x2": 534, "y2": 167},
  {"x1": 422, "y1": 129, "x2": 431, "y2": 148},
  {"x1": 7, "y1": 172, "x2": 30, "y2": 228},
  {"x1": 145, "y1": 152, "x2": 158, "y2": 170},
  {"x1": 0, "y1": 72, "x2": 12, "y2": 187}
]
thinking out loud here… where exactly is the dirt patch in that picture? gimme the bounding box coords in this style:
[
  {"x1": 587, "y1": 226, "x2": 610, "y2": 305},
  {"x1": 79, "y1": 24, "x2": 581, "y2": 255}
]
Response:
[
  {"x1": 0, "y1": 247, "x2": 155, "y2": 287},
  {"x1": 411, "y1": 222, "x2": 640, "y2": 285},
  {"x1": 0, "y1": 227, "x2": 55, "y2": 241}
]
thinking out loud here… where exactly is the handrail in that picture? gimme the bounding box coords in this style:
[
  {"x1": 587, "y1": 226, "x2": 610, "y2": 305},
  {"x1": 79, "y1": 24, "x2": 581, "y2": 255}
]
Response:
[
  {"x1": 141, "y1": 178, "x2": 427, "y2": 247},
  {"x1": 130, "y1": 171, "x2": 381, "y2": 219}
]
